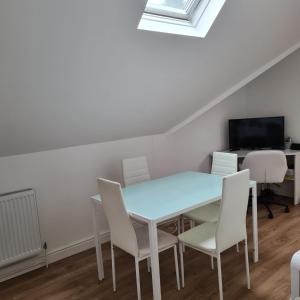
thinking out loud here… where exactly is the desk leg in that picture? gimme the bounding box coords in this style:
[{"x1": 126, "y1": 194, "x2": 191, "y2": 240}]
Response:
[
  {"x1": 148, "y1": 221, "x2": 161, "y2": 300},
  {"x1": 251, "y1": 184, "x2": 259, "y2": 263},
  {"x1": 294, "y1": 154, "x2": 300, "y2": 205},
  {"x1": 92, "y1": 201, "x2": 104, "y2": 281}
]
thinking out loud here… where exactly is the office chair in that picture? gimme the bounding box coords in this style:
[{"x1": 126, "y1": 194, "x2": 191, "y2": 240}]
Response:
[{"x1": 241, "y1": 150, "x2": 288, "y2": 219}]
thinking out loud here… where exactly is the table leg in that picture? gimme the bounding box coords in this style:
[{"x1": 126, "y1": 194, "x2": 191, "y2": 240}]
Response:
[
  {"x1": 148, "y1": 221, "x2": 161, "y2": 300},
  {"x1": 251, "y1": 184, "x2": 259, "y2": 263},
  {"x1": 92, "y1": 201, "x2": 104, "y2": 280}
]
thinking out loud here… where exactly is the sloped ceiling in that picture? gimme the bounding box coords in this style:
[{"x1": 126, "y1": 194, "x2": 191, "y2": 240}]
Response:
[{"x1": 0, "y1": 0, "x2": 300, "y2": 156}]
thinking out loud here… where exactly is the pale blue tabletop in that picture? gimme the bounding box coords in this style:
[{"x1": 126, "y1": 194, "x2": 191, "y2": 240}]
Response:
[
  {"x1": 122, "y1": 171, "x2": 222, "y2": 222},
  {"x1": 92, "y1": 171, "x2": 223, "y2": 222}
]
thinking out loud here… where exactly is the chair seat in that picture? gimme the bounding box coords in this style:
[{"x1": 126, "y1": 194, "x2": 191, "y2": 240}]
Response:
[
  {"x1": 134, "y1": 225, "x2": 178, "y2": 258},
  {"x1": 183, "y1": 202, "x2": 220, "y2": 223},
  {"x1": 178, "y1": 222, "x2": 217, "y2": 253}
]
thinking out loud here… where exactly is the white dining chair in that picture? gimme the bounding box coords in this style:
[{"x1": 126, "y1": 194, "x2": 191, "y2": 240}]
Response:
[
  {"x1": 182, "y1": 152, "x2": 240, "y2": 261},
  {"x1": 122, "y1": 156, "x2": 151, "y2": 187},
  {"x1": 98, "y1": 178, "x2": 180, "y2": 300},
  {"x1": 182, "y1": 152, "x2": 238, "y2": 226},
  {"x1": 178, "y1": 170, "x2": 251, "y2": 300},
  {"x1": 122, "y1": 156, "x2": 181, "y2": 236}
]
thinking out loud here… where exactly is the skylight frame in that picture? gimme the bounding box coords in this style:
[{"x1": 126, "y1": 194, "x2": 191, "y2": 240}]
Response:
[
  {"x1": 138, "y1": 0, "x2": 226, "y2": 38},
  {"x1": 145, "y1": 0, "x2": 202, "y2": 20}
]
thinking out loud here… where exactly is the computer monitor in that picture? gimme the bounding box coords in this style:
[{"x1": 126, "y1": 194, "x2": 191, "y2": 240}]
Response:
[{"x1": 229, "y1": 116, "x2": 285, "y2": 150}]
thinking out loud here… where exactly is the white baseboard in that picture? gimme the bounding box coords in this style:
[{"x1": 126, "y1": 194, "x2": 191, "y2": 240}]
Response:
[
  {"x1": 0, "y1": 254, "x2": 46, "y2": 282},
  {"x1": 0, "y1": 231, "x2": 110, "y2": 282},
  {"x1": 47, "y1": 231, "x2": 110, "y2": 264}
]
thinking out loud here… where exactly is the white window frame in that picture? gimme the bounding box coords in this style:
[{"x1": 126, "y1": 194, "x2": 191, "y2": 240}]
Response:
[
  {"x1": 138, "y1": 0, "x2": 226, "y2": 38},
  {"x1": 145, "y1": 0, "x2": 201, "y2": 20}
]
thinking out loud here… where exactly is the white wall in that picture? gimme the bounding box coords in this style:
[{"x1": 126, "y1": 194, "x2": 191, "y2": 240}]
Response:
[
  {"x1": 1, "y1": 0, "x2": 300, "y2": 157},
  {"x1": 165, "y1": 48, "x2": 300, "y2": 177},
  {"x1": 0, "y1": 134, "x2": 172, "y2": 261},
  {"x1": 2, "y1": 47, "x2": 300, "y2": 267},
  {"x1": 165, "y1": 89, "x2": 248, "y2": 174},
  {"x1": 0, "y1": 90, "x2": 249, "y2": 264},
  {"x1": 245, "y1": 49, "x2": 300, "y2": 142}
]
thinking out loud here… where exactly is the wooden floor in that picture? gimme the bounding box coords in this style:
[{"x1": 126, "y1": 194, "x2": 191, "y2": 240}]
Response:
[{"x1": 1, "y1": 202, "x2": 300, "y2": 300}]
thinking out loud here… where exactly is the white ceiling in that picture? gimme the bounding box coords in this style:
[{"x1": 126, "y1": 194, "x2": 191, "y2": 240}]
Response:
[{"x1": 0, "y1": 0, "x2": 300, "y2": 156}]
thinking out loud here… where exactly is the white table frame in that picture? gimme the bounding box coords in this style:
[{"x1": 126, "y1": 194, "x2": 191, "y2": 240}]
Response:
[{"x1": 91, "y1": 178, "x2": 258, "y2": 300}]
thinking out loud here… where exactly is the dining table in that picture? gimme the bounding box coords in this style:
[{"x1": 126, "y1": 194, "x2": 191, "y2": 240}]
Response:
[{"x1": 90, "y1": 171, "x2": 258, "y2": 300}]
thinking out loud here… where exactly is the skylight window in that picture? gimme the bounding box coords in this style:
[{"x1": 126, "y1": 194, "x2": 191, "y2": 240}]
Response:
[
  {"x1": 147, "y1": 0, "x2": 188, "y2": 11},
  {"x1": 138, "y1": 0, "x2": 226, "y2": 38},
  {"x1": 145, "y1": 0, "x2": 199, "y2": 20}
]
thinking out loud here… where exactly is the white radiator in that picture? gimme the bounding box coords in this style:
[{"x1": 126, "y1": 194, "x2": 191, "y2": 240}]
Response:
[{"x1": 0, "y1": 189, "x2": 43, "y2": 268}]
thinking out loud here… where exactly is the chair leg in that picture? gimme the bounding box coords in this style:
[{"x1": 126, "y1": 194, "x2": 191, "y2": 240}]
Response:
[
  {"x1": 189, "y1": 220, "x2": 195, "y2": 229},
  {"x1": 261, "y1": 188, "x2": 289, "y2": 214},
  {"x1": 263, "y1": 201, "x2": 274, "y2": 219},
  {"x1": 211, "y1": 256, "x2": 214, "y2": 270},
  {"x1": 270, "y1": 199, "x2": 289, "y2": 213},
  {"x1": 174, "y1": 246, "x2": 180, "y2": 291},
  {"x1": 184, "y1": 220, "x2": 194, "y2": 254},
  {"x1": 217, "y1": 254, "x2": 223, "y2": 300},
  {"x1": 244, "y1": 239, "x2": 251, "y2": 289},
  {"x1": 111, "y1": 244, "x2": 116, "y2": 292},
  {"x1": 236, "y1": 243, "x2": 239, "y2": 253},
  {"x1": 259, "y1": 194, "x2": 274, "y2": 219},
  {"x1": 147, "y1": 257, "x2": 151, "y2": 273},
  {"x1": 135, "y1": 257, "x2": 141, "y2": 300},
  {"x1": 181, "y1": 219, "x2": 186, "y2": 252},
  {"x1": 179, "y1": 243, "x2": 185, "y2": 288}
]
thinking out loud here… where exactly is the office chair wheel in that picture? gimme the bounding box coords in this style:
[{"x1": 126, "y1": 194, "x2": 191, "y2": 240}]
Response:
[
  {"x1": 284, "y1": 206, "x2": 290, "y2": 213},
  {"x1": 268, "y1": 212, "x2": 274, "y2": 219}
]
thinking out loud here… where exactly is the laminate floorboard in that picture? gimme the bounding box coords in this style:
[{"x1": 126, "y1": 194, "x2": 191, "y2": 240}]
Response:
[{"x1": 1, "y1": 202, "x2": 299, "y2": 300}]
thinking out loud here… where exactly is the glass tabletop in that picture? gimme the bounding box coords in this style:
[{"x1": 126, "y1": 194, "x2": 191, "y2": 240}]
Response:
[{"x1": 122, "y1": 171, "x2": 222, "y2": 222}]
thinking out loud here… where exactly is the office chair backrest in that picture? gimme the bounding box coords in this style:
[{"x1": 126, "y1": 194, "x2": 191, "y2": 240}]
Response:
[
  {"x1": 98, "y1": 178, "x2": 138, "y2": 256},
  {"x1": 122, "y1": 156, "x2": 151, "y2": 187},
  {"x1": 216, "y1": 169, "x2": 250, "y2": 252},
  {"x1": 211, "y1": 152, "x2": 238, "y2": 176},
  {"x1": 241, "y1": 150, "x2": 287, "y2": 183}
]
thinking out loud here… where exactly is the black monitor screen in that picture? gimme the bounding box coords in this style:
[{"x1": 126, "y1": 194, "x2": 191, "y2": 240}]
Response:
[{"x1": 229, "y1": 116, "x2": 285, "y2": 150}]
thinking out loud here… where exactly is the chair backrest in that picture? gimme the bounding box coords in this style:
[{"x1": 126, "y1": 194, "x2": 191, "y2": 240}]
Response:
[
  {"x1": 241, "y1": 150, "x2": 287, "y2": 183},
  {"x1": 122, "y1": 156, "x2": 151, "y2": 187},
  {"x1": 98, "y1": 178, "x2": 138, "y2": 256},
  {"x1": 211, "y1": 152, "x2": 238, "y2": 176},
  {"x1": 216, "y1": 169, "x2": 250, "y2": 252}
]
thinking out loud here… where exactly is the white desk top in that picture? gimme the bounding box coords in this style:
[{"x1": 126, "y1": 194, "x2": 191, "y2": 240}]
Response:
[{"x1": 225, "y1": 149, "x2": 300, "y2": 158}]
